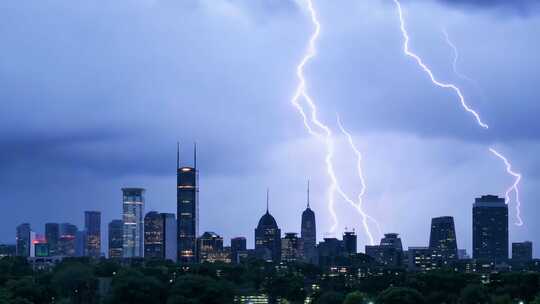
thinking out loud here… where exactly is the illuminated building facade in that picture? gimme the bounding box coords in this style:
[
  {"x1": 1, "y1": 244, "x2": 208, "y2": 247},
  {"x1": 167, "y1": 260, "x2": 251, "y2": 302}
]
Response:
[
  {"x1": 108, "y1": 219, "x2": 123, "y2": 258},
  {"x1": 407, "y1": 247, "x2": 435, "y2": 272},
  {"x1": 197, "y1": 231, "x2": 224, "y2": 263},
  {"x1": 281, "y1": 232, "x2": 303, "y2": 262},
  {"x1": 429, "y1": 216, "x2": 458, "y2": 264},
  {"x1": 144, "y1": 211, "x2": 164, "y2": 259},
  {"x1": 144, "y1": 212, "x2": 177, "y2": 261},
  {"x1": 122, "y1": 188, "x2": 145, "y2": 258},
  {"x1": 84, "y1": 211, "x2": 101, "y2": 258},
  {"x1": 473, "y1": 195, "x2": 508, "y2": 262},
  {"x1": 177, "y1": 143, "x2": 199, "y2": 263}
]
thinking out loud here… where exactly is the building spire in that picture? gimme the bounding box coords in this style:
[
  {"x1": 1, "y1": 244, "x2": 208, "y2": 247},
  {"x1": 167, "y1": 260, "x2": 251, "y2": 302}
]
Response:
[
  {"x1": 177, "y1": 141, "x2": 180, "y2": 169},
  {"x1": 194, "y1": 142, "x2": 197, "y2": 169},
  {"x1": 307, "y1": 179, "x2": 310, "y2": 209},
  {"x1": 266, "y1": 188, "x2": 269, "y2": 214}
]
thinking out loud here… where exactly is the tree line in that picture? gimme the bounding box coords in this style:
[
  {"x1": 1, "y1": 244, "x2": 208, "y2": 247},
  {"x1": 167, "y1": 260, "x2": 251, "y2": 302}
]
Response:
[{"x1": 2, "y1": 256, "x2": 540, "y2": 304}]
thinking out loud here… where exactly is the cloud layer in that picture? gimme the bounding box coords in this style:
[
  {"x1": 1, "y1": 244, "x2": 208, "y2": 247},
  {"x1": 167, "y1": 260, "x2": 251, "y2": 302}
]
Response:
[{"x1": 0, "y1": 0, "x2": 539, "y2": 255}]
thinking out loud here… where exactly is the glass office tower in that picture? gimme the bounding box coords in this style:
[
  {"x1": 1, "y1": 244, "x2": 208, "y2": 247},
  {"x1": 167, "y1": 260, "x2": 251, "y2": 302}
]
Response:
[{"x1": 122, "y1": 188, "x2": 145, "y2": 258}]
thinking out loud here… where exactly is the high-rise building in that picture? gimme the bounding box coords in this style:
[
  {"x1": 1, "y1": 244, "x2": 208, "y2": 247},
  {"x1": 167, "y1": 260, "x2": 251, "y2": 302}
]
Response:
[
  {"x1": 59, "y1": 223, "x2": 78, "y2": 257},
  {"x1": 197, "y1": 231, "x2": 224, "y2": 263},
  {"x1": 301, "y1": 181, "x2": 317, "y2": 264},
  {"x1": 343, "y1": 231, "x2": 357, "y2": 256},
  {"x1": 231, "y1": 237, "x2": 247, "y2": 264},
  {"x1": 255, "y1": 190, "x2": 281, "y2": 263},
  {"x1": 108, "y1": 220, "x2": 124, "y2": 258},
  {"x1": 45, "y1": 223, "x2": 60, "y2": 256},
  {"x1": 512, "y1": 242, "x2": 533, "y2": 262},
  {"x1": 122, "y1": 188, "x2": 145, "y2": 258},
  {"x1": 162, "y1": 213, "x2": 177, "y2": 262},
  {"x1": 429, "y1": 216, "x2": 458, "y2": 264},
  {"x1": 365, "y1": 233, "x2": 403, "y2": 267},
  {"x1": 16, "y1": 223, "x2": 31, "y2": 257},
  {"x1": 85, "y1": 211, "x2": 101, "y2": 258},
  {"x1": 144, "y1": 212, "x2": 177, "y2": 261},
  {"x1": 145, "y1": 211, "x2": 164, "y2": 259},
  {"x1": 177, "y1": 143, "x2": 199, "y2": 263},
  {"x1": 281, "y1": 233, "x2": 303, "y2": 262},
  {"x1": 472, "y1": 195, "x2": 508, "y2": 262}
]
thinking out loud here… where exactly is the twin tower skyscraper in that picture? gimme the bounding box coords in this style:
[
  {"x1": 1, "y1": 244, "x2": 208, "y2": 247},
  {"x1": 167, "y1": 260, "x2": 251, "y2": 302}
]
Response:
[{"x1": 176, "y1": 143, "x2": 199, "y2": 263}]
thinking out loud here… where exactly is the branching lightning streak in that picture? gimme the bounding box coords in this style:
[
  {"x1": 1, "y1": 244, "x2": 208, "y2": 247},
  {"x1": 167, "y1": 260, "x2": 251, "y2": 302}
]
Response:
[
  {"x1": 443, "y1": 30, "x2": 524, "y2": 226},
  {"x1": 442, "y1": 28, "x2": 477, "y2": 85},
  {"x1": 392, "y1": 0, "x2": 489, "y2": 129},
  {"x1": 393, "y1": 1, "x2": 524, "y2": 226},
  {"x1": 291, "y1": 0, "x2": 377, "y2": 244},
  {"x1": 337, "y1": 116, "x2": 383, "y2": 239},
  {"x1": 443, "y1": 31, "x2": 523, "y2": 226},
  {"x1": 489, "y1": 148, "x2": 523, "y2": 226}
]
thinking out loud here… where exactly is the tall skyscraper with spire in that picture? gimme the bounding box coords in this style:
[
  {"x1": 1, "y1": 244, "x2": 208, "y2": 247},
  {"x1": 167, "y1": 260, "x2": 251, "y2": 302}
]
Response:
[
  {"x1": 177, "y1": 142, "x2": 199, "y2": 263},
  {"x1": 301, "y1": 181, "x2": 317, "y2": 263},
  {"x1": 255, "y1": 189, "x2": 281, "y2": 262}
]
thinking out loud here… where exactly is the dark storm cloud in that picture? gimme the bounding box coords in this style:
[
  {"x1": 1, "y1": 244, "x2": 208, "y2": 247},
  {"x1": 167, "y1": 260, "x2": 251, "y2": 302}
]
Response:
[
  {"x1": 434, "y1": 0, "x2": 540, "y2": 15},
  {"x1": 1, "y1": 0, "x2": 539, "y2": 255}
]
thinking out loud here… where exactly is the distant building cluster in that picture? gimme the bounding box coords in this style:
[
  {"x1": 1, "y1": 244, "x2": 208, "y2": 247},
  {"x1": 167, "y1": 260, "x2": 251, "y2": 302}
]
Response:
[
  {"x1": 15, "y1": 212, "x2": 102, "y2": 260},
  {"x1": 6, "y1": 146, "x2": 534, "y2": 273}
]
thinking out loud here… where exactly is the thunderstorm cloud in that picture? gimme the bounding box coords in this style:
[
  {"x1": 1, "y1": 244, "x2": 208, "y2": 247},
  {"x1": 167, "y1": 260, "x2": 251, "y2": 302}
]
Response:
[{"x1": 0, "y1": 0, "x2": 539, "y2": 255}]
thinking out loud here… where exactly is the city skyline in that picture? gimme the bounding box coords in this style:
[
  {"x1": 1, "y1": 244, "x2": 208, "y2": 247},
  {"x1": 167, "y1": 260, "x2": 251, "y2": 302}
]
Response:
[
  {"x1": 1, "y1": 1, "x2": 540, "y2": 258},
  {"x1": 8, "y1": 155, "x2": 534, "y2": 260}
]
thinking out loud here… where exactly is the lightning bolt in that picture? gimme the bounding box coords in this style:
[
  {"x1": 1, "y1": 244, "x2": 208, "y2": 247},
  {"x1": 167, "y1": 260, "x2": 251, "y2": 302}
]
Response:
[
  {"x1": 291, "y1": 0, "x2": 378, "y2": 245},
  {"x1": 443, "y1": 29, "x2": 524, "y2": 226},
  {"x1": 489, "y1": 148, "x2": 523, "y2": 226},
  {"x1": 392, "y1": 0, "x2": 489, "y2": 129},
  {"x1": 442, "y1": 28, "x2": 478, "y2": 85},
  {"x1": 337, "y1": 116, "x2": 383, "y2": 239},
  {"x1": 393, "y1": 0, "x2": 524, "y2": 226}
]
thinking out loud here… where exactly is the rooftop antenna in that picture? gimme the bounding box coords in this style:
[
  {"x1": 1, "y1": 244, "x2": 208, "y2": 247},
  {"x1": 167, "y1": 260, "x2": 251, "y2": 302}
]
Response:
[
  {"x1": 307, "y1": 179, "x2": 311, "y2": 209},
  {"x1": 266, "y1": 188, "x2": 269, "y2": 213},
  {"x1": 194, "y1": 141, "x2": 197, "y2": 169},
  {"x1": 177, "y1": 141, "x2": 180, "y2": 169}
]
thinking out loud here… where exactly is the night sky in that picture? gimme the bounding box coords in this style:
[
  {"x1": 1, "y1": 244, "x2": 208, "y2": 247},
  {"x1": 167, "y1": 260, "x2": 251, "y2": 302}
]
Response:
[{"x1": 1, "y1": 0, "x2": 539, "y2": 256}]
